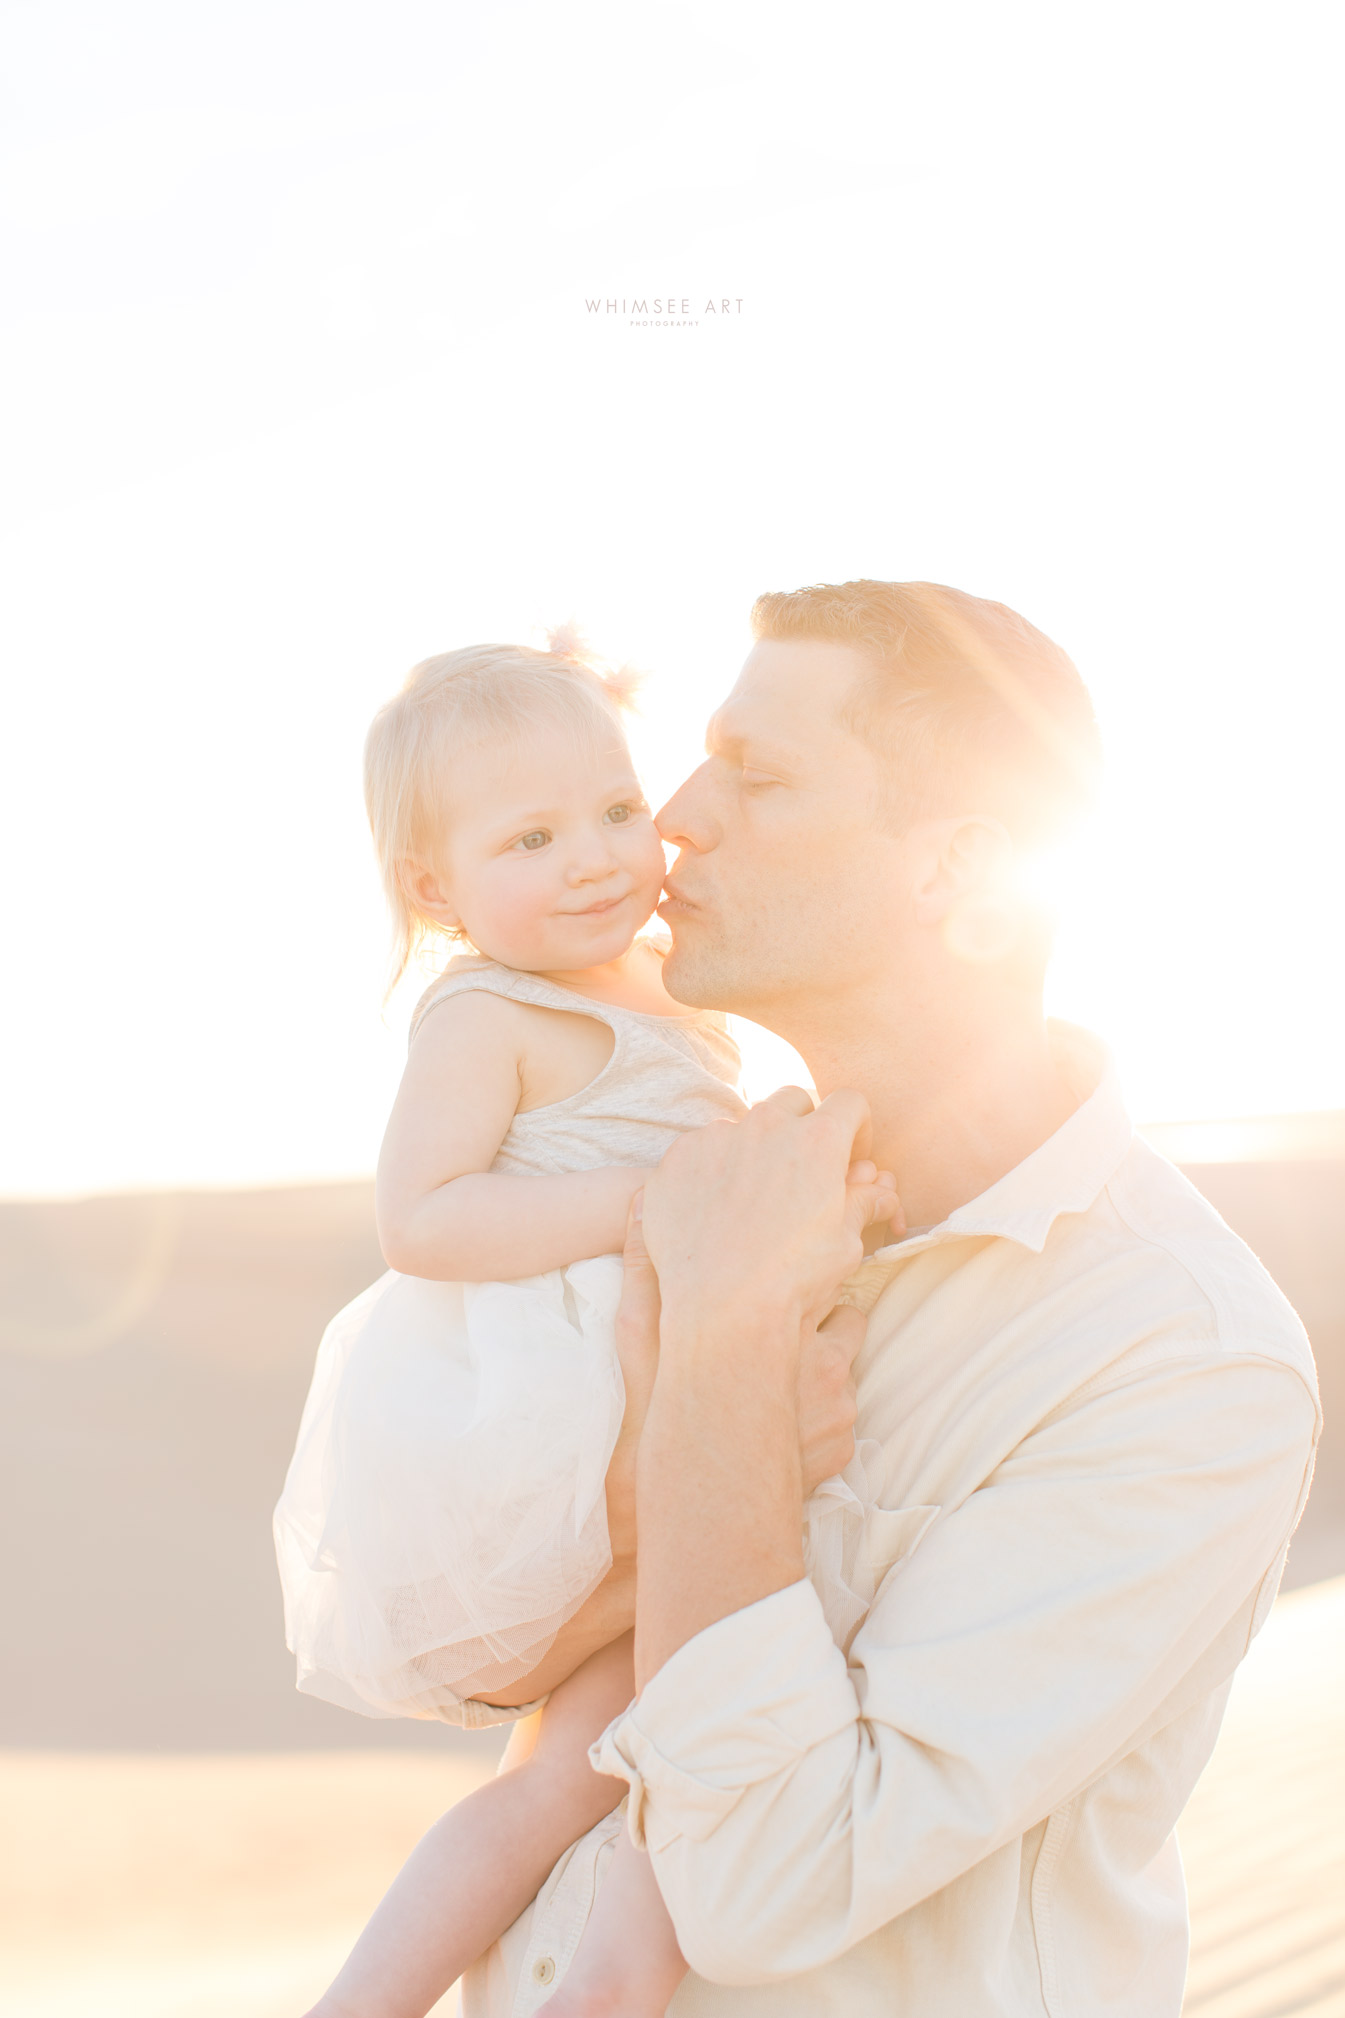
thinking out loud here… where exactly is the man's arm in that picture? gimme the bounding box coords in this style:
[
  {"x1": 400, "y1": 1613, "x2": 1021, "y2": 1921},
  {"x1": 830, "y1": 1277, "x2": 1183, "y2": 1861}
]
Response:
[
  {"x1": 618, "y1": 1093, "x2": 1318, "y2": 1985},
  {"x1": 634, "y1": 1088, "x2": 894, "y2": 1685},
  {"x1": 476, "y1": 1186, "x2": 866, "y2": 1709},
  {"x1": 604, "y1": 1345, "x2": 1316, "y2": 1983}
]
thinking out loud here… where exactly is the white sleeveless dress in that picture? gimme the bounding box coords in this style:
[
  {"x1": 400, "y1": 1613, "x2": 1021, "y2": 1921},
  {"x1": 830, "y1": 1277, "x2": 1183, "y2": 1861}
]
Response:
[{"x1": 273, "y1": 956, "x2": 749, "y2": 1725}]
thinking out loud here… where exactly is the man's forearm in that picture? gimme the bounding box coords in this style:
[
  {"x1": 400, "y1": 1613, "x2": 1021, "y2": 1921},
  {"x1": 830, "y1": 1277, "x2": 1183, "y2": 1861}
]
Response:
[
  {"x1": 630, "y1": 1085, "x2": 888, "y2": 1688},
  {"x1": 634, "y1": 1301, "x2": 808, "y2": 1688}
]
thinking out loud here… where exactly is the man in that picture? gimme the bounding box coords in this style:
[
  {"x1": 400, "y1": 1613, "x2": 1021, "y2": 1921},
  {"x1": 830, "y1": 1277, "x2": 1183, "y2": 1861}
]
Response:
[{"x1": 465, "y1": 580, "x2": 1318, "y2": 2015}]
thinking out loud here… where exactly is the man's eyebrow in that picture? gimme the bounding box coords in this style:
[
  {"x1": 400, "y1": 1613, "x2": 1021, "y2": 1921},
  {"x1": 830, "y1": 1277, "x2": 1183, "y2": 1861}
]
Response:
[
  {"x1": 704, "y1": 711, "x2": 800, "y2": 769},
  {"x1": 704, "y1": 705, "x2": 761, "y2": 755},
  {"x1": 704, "y1": 709, "x2": 740, "y2": 758}
]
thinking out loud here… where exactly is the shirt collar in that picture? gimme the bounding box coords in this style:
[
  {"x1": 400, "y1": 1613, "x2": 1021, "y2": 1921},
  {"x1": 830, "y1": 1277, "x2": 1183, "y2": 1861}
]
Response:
[{"x1": 868, "y1": 1022, "x2": 1133, "y2": 1264}]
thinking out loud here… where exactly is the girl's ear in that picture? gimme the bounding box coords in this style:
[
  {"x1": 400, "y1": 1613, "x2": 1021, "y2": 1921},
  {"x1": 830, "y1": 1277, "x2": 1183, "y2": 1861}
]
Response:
[{"x1": 399, "y1": 856, "x2": 462, "y2": 931}]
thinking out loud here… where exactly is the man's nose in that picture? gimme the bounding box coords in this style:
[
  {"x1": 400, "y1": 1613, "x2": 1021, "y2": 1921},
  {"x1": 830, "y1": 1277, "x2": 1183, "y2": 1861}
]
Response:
[{"x1": 656, "y1": 761, "x2": 719, "y2": 852}]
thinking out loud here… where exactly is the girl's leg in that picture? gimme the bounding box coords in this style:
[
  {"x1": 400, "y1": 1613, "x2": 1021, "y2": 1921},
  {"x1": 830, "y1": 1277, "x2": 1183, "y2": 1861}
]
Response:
[
  {"x1": 303, "y1": 1635, "x2": 637, "y2": 2018},
  {"x1": 538, "y1": 1829, "x2": 687, "y2": 2018}
]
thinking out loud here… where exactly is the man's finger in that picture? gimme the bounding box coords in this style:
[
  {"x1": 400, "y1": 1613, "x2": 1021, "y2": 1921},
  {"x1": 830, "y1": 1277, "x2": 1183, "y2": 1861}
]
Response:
[
  {"x1": 623, "y1": 1190, "x2": 656, "y2": 1272},
  {"x1": 620, "y1": 1192, "x2": 661, "y2": 1318},
  {"x1": 616, "y1": 1191, "x2": 662, "y2": 1422},
  {"x1": 812, "y1": 1086, "x2": 874, "y2": 1164},
  {"x1": 750, "y1": 1083, "x2": 817, "y2": 1120}
]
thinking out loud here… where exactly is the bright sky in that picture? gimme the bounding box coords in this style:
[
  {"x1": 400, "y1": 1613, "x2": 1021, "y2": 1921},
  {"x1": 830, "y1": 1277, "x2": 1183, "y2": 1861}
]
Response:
[{"x1": 2, "y1": 0, "x2": 1342, "y2": 1196}]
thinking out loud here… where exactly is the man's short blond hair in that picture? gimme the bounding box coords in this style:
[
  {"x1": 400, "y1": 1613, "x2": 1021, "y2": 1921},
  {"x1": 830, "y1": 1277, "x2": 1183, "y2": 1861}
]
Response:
[
  {"x1": 364, "y1": 635, "x2": 636, "y2": 991},
  {"x1": 751, "y1": 579, "x2": 1100, "y2": 845}
]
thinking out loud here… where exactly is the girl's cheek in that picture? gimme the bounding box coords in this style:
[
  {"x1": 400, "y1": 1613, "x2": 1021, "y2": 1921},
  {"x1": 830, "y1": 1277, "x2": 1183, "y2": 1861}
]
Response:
[
  {"x1": 629, "y1": 825, "x2": 667, "y2": 889},
  {"x1": 500, "y1": 878, "x2": 554, "y2": 936},
  {"x1": 474, "y1": 866, "x2": 550, "y2": 947}
]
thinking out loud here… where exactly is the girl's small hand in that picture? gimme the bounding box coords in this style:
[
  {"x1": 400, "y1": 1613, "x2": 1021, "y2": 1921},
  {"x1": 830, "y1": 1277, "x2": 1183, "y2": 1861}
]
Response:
[
  {"x1": 798, "y1": 1305, "x2": 864, "y2": 1494},
  {"x1": 846, "y1": 1157, "x2": 905, "y2": 1245}
]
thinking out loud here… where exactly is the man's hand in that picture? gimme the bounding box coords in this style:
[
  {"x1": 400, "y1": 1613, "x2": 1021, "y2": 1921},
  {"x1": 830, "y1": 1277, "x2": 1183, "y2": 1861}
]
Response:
[
  {"x1": 633, "y1": 1089, "x2": 896, "y2": 1684},
  {"x1": 605, "y1": 1194, "x2": 662, "y2": 1566},
  {"x1": 642, "y1": 1085, "x2": 897, "y2": 1350},
  {"x1": 610, "y1": 1188, "x2": 867, "y2": 1515}
]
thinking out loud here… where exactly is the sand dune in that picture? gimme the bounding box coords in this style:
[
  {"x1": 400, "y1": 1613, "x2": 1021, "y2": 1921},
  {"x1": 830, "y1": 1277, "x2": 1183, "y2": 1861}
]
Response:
[
  {"x1": 1, "y1": 1155, "x2": 1341, "y2": 1751},
  {"x1": 0, "y1": 1184, "x2": 441, "y2": 1751},
  {"x1": 3, "y1": 1577, "x2": 1340, "y2": 2016},
  {"x1": 1, "y1": 1150, "x2": 1341, "y2": 2014},
  {"x1": 0, "y1": 1748, "x2": 488, "y2": 2017}
]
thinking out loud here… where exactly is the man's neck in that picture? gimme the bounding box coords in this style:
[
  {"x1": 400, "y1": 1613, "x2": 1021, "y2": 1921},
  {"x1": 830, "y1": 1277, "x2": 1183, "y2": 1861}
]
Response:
[{"x1": 790, "y1": 981, "x2": 1080, "y2": 1234}]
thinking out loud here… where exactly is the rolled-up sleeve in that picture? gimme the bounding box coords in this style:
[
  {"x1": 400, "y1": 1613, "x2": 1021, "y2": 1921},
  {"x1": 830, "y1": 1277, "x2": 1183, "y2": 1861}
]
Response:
[{"x1": 592, "y1": 1352, "x2": 1318, "y2": 1986}]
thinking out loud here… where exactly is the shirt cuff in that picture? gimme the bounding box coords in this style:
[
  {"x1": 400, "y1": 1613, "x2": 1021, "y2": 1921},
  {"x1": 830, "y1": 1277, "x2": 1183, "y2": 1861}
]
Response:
[{"x1": 590, "y1": 1578, "x2": 856, "y2": 1852}]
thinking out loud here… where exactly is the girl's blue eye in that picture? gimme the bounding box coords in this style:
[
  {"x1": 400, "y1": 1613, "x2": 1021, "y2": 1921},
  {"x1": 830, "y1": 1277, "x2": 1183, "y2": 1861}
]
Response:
[{"x1": 517, "y1": 830, "x2": 550, "y2": 851}]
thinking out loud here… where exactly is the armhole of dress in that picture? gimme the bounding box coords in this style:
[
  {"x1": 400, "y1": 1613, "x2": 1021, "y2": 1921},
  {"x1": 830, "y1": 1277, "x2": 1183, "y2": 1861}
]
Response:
[
  {"x1": 687, "y1": 1012, "x2": 741, "y2": 1072},
  {"x1": 409, "y1": 971, "x2": 625, "y2": 1052}
]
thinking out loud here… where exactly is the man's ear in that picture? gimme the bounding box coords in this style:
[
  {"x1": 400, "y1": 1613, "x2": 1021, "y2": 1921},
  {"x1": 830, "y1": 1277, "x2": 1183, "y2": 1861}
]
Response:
[
  {"x1": 912, "y1": 818, "x2": 1026, "y2": 964},
  {"x1": 910, "y1": 817, "x2": 1011, "y2": 925},
  {"x1": 398, "y1": 856, "x2": 462, "y2": 931}
]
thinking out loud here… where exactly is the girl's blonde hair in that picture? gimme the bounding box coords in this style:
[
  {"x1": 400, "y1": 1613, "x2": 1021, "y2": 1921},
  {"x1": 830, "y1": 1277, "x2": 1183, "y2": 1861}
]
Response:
[{"x1": 364, "y1": 630, "x2": 639, "y2": 994}]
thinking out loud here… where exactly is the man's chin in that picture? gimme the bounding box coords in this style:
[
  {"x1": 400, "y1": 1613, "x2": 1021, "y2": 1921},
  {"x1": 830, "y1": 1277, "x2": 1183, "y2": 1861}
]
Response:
[{"x1": 660, "y1": 933, "x2": 729, "y2": 1011}]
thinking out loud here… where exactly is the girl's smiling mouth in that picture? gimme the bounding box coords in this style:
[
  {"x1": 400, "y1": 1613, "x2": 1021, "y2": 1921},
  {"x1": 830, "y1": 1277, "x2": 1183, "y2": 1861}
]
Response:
[{"x1": 565, "y1": 893, "x2": 629, "y2": 917}]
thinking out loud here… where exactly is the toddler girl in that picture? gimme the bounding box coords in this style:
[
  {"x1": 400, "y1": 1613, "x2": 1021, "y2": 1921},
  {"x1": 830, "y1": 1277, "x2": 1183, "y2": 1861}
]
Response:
[
  {"x1": 276, "y1": 637, "x2": 744, "y2": 2018},
  {"x1": 276, "y1": 636, "x2": 890, "y2": 2018}
]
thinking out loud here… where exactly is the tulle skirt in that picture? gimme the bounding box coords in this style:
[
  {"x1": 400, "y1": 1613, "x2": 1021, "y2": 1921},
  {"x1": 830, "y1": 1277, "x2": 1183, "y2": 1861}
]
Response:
[{"x1": 274, "y1": 1256, "x2": 626, "y2": 1721}]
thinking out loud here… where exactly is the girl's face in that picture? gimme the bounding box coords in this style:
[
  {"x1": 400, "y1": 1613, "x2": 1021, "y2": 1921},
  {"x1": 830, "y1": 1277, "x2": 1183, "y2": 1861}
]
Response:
[{"x1": 427, "y1": 719, "x2": 666, "y2": 974}]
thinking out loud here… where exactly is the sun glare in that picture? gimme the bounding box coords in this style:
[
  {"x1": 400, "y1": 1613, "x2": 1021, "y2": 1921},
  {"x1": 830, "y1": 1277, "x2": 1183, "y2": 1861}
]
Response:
[{"x1": 2, "y1": 4, "x2": 1340, "y2": 1197}]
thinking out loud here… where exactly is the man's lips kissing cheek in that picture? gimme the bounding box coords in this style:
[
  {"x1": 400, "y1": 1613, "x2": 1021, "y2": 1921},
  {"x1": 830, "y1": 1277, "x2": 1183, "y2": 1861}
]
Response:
[{"x1": 659, "y1": 876, "x2": 699, "y2": 922}]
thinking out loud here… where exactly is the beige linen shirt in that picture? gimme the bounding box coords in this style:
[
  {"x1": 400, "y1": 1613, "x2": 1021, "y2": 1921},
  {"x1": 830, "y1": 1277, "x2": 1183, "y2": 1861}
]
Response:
[{"x1": 463, "y1": 1028, "x2": 1319, "y2": 2018}]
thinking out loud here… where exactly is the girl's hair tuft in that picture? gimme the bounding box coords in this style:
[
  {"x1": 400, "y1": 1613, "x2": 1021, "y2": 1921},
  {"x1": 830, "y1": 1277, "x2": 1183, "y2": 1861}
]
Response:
[
  {"x1": 544, "y1": 619, "x2": 590, "y2": 663},
  {"x1": 545, "y1": 621, "x2": 643, "y2": 712},
  {"x1": 601, "y1": 662, "x2": 644, "y2": 711}
]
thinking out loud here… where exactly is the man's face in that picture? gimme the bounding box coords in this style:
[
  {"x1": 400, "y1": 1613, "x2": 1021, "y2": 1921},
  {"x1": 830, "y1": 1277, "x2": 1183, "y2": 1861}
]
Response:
[{"x1": 657, "y1": 639, "x2": 905, "y2": 1018}]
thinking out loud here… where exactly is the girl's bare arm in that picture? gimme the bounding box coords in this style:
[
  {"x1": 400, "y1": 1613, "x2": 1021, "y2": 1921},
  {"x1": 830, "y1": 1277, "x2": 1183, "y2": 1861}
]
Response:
[{"x1": 376, "y1": 991, "x2": 649, "y2": 1280}]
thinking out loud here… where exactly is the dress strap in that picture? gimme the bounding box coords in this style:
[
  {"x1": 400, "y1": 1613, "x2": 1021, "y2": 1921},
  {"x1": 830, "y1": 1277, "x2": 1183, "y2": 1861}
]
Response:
[{"x1": 409, "y1": 957, "x2": 622, "y2": 1047}]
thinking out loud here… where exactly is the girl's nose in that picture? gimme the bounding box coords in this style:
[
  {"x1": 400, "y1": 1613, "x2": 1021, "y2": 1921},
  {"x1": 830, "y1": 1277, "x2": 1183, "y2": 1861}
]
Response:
[{"x1": 566, "y1": 832, "x2": 619, "y2": 884}]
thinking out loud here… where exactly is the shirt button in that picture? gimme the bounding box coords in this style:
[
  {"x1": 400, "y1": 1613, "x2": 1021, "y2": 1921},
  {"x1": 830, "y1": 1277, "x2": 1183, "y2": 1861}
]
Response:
[{"x1": 531, "y1": 1956, "x2": 556, "y2": 1985}]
